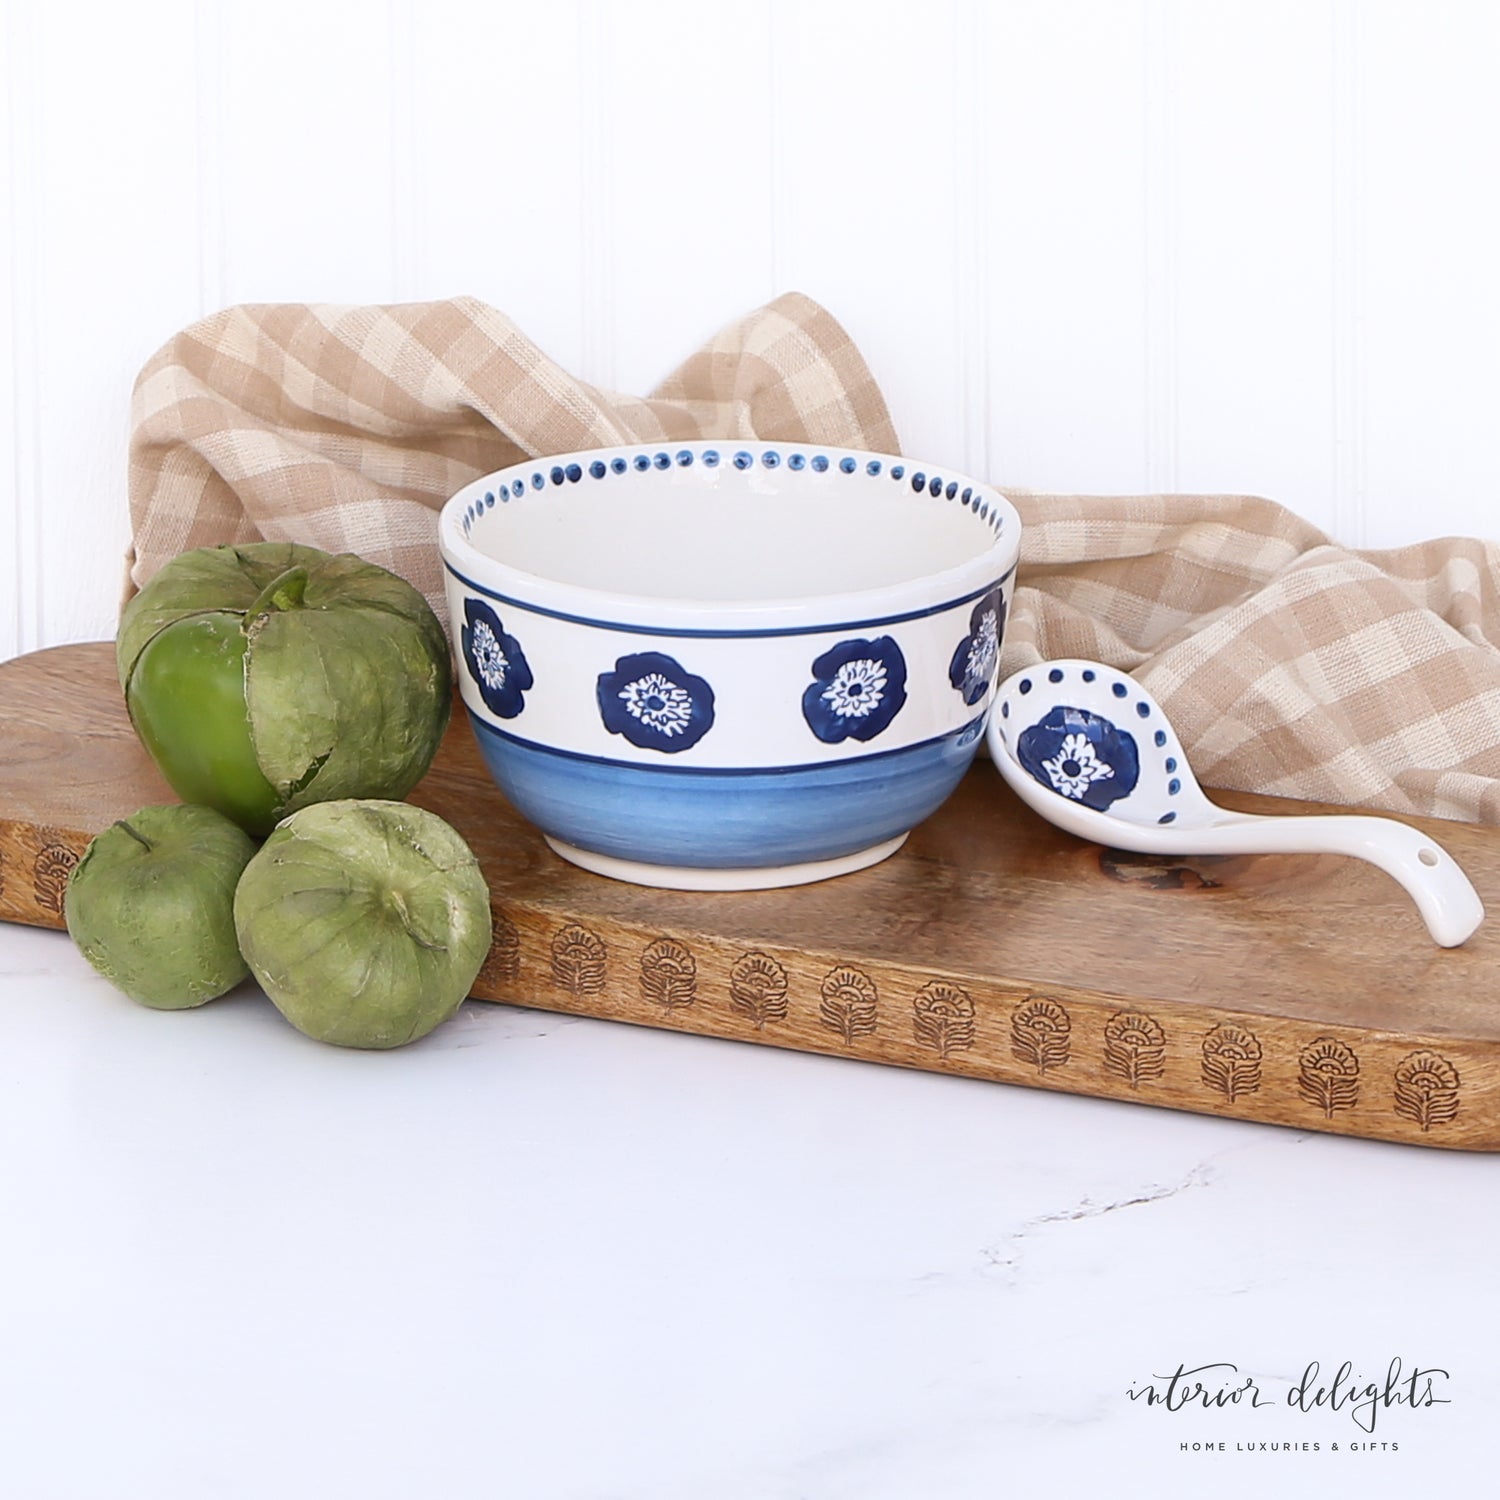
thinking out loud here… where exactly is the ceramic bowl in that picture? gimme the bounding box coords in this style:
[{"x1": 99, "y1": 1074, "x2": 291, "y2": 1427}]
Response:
[{"x1": 438, "y1": 440, "x2": 1020, "y2": 889}]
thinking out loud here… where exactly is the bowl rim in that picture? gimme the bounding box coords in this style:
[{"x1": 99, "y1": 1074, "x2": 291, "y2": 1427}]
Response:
[{"x1": 438, "y1": 440, "x2": 1020, "y2": 633}]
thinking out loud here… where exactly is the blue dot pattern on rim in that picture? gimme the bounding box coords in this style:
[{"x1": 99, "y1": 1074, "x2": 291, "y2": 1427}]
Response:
[
  {"x1": 1136, "y1": 700, "x2": 1150, "y2": 718},
  {"x1": 1165, "y1": 757, "x2": 1177, "y2": 773},
  {"x1": 1154, "y1": 729, "x2": 1167, "y2": 747},
  {"x1": 1019, "y1": 678, "x2": 1032, "y2": 695},
  {"x1": 1159, "y1": 812, "x2": 1176, "y2": 824},
  {"x1": 459, "y1": 445, "x2": 1009, "y2": 537},
  {"x1": 1048, "y1": 668, "x2": 1063, "y2": 683},
  {"x1": 1168, "y1": 778, "x2": 1181, "y2": 795},
  {"x1": 1082, "y1": 669, "x2": 1096, "y2": 682},
  {"x1": 1112, "y1": 681, "x2": 1128, "y2": 699}
]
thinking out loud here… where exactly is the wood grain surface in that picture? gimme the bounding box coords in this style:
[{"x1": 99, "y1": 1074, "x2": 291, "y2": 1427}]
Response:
[{"x1": 4, "y1": 642, "x2": 1497, "y2": 1150}]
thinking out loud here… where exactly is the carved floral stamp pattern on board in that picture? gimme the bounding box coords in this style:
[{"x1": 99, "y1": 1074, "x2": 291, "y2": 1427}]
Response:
[
  {"x1": 477, "y1": 911, "x2": 521, "y2": 987},
  {"x1": 819, "y1": 966, "x2": 878, "y2": 1045},
  {"x1": 1011, "y1": 997, "x2": 1071, "y2": 1074},
  {"x1": 550, "y1": 923, "x2": 607, "y2": 997},
  {"x1": 1297, "y1": 1037, "x2": 1360, "y2": 1119},
  {"x1": 729, "y1": 951, "x2": 789, "y2": 1031},
  {"x1": 640, "y1": 938, "x2": 697, "y2": 1011},
  {"x1": 913, "y1": 980, "x2": 976, "y2": 1059},
  {"x1": 32, "y1": 842, "x2": 79, "y2": 916},
  {"x1": 1201, "y1": 1025, "x2": 1263, "y2": 1103},
  {"x1": 1103, "y1": 1011, "x2": 1167, "y2": 1089},
  {"x1": 1393, "y1": 1050, "x2": 1460, "y2": 1132}
]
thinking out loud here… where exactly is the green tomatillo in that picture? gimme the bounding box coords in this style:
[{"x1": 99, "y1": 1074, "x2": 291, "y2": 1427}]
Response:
[
  {"x1": 233, "y1": 800, "x2": 493, "y2": 1049},
  {"x1": 65, "y1": 804, "x2": 257, "y2": 1009},
  {"x1": 117, "y1": 543, "x2": 452, "y2": 836}
]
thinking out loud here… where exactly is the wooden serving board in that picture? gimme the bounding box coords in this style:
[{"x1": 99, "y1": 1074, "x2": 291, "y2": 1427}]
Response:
[{"x1": 4, "y1": 642, "x2": 1499, "y2": 1151}]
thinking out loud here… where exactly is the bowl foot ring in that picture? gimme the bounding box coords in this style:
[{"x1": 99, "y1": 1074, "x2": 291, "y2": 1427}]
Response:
[{"x1": 542, "y1": 833, "x2": 909, "y2": 891}]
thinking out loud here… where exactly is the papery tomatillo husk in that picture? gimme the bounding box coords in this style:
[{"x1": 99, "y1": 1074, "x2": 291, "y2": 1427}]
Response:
[
  {"x1": 233, "y1": 800, "x2": 492, "y2": 1049},
  {"x1": 117, "y1": 543, "x2": 452, "y2": 836},
  {"x1": 65, "y1": 804, "x2": 257, "y2": 1009}
]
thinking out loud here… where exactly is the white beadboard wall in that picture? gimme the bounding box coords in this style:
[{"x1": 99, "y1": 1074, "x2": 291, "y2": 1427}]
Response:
[{"x1": 3, "y1": 0, "x2": 1499, "y2": 663}]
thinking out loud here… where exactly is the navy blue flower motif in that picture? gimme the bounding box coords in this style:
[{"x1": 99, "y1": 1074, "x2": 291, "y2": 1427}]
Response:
[
  {"x1": 461, "y1": 598, "x2": 533, "y2": 719},
  {"x1": 948, "y1": 588, "x2": 1006, "y2": 705},
  {"x1": 1016, "y1": 705, "x2": 1140, "y2": 811},
  {"x1": 802, "y1": 636, "x2": 908, "y2": 744},
  {"x1": 597, "y1": 651, "x2": 715, "y2": 753}
]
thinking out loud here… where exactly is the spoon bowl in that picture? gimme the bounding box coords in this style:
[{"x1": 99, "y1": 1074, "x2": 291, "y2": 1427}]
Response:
[{"x1": 987, "y1": 659, "x2": 1484, "y2": 947}]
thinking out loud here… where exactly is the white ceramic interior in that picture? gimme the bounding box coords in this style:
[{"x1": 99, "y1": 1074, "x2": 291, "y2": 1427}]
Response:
[
  {"x1": 443, "y1": 443, "x2": 1013, "y2": 631},
  {"x1": 485, "y1": 473, "x2": 991, "y2": 600}
]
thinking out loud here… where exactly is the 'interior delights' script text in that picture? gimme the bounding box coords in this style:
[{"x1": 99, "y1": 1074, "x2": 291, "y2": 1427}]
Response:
[{"x1": 1126, "y1": 1358, "x2": 1450, "y2": 1433}]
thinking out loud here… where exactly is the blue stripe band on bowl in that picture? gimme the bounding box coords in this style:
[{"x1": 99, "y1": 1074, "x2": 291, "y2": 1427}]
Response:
[{"x1": 443, "y1": 561, "x2": 1015, "y2": 640}]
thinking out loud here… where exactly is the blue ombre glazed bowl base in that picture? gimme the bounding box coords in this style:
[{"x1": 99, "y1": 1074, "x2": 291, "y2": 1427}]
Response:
[{"x1": 468, "y1": 712, "x2": 983, "y2": 891}]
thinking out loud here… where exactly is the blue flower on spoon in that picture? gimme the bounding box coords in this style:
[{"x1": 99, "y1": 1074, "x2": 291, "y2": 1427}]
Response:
[{"x1": 1016, "y1": 705, "x2": 1140, "y2": 811}]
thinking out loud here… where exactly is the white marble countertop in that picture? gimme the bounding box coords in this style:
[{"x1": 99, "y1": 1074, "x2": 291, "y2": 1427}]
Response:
[{"x1": 2, "y1": 919, "x2": 1493, "y2": 1500}]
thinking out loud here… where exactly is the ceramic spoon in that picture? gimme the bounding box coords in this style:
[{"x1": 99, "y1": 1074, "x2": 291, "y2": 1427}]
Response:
[{"x1": 986, "y1": 658, "x2": 1484, "y2": 948}]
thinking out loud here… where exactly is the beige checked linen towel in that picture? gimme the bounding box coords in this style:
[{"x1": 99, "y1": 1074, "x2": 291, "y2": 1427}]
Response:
[{"x1": 128, "y1": 294, "x2": 1500, "y2": 824}]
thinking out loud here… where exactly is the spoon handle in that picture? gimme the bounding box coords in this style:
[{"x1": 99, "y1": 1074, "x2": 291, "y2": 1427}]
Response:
[{"x1": 1187, "y1": 813, "x2": 1485, "y2": 948}]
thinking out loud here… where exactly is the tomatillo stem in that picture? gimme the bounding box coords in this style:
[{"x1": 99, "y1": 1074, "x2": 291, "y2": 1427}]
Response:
[
  {"x1": 245, "y1": 565, "x2": 310, "y2": 623},
  {"x1": 112, "y1": 819, "x2": 155, "y2": 852}
]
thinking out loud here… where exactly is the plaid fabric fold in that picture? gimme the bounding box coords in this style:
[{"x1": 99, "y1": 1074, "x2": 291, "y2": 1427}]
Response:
[
  {"x1": 128, "y1": 296, "x2": 1500, "y2": 822},
  {"x1": 127, "y1": 294, "x2": 899, "y2": 620}
]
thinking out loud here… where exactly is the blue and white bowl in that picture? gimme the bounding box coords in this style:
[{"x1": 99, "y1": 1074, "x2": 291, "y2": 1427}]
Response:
[{"x1": 438, "y1": 441, "x2": 1020, "y2": 889}]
